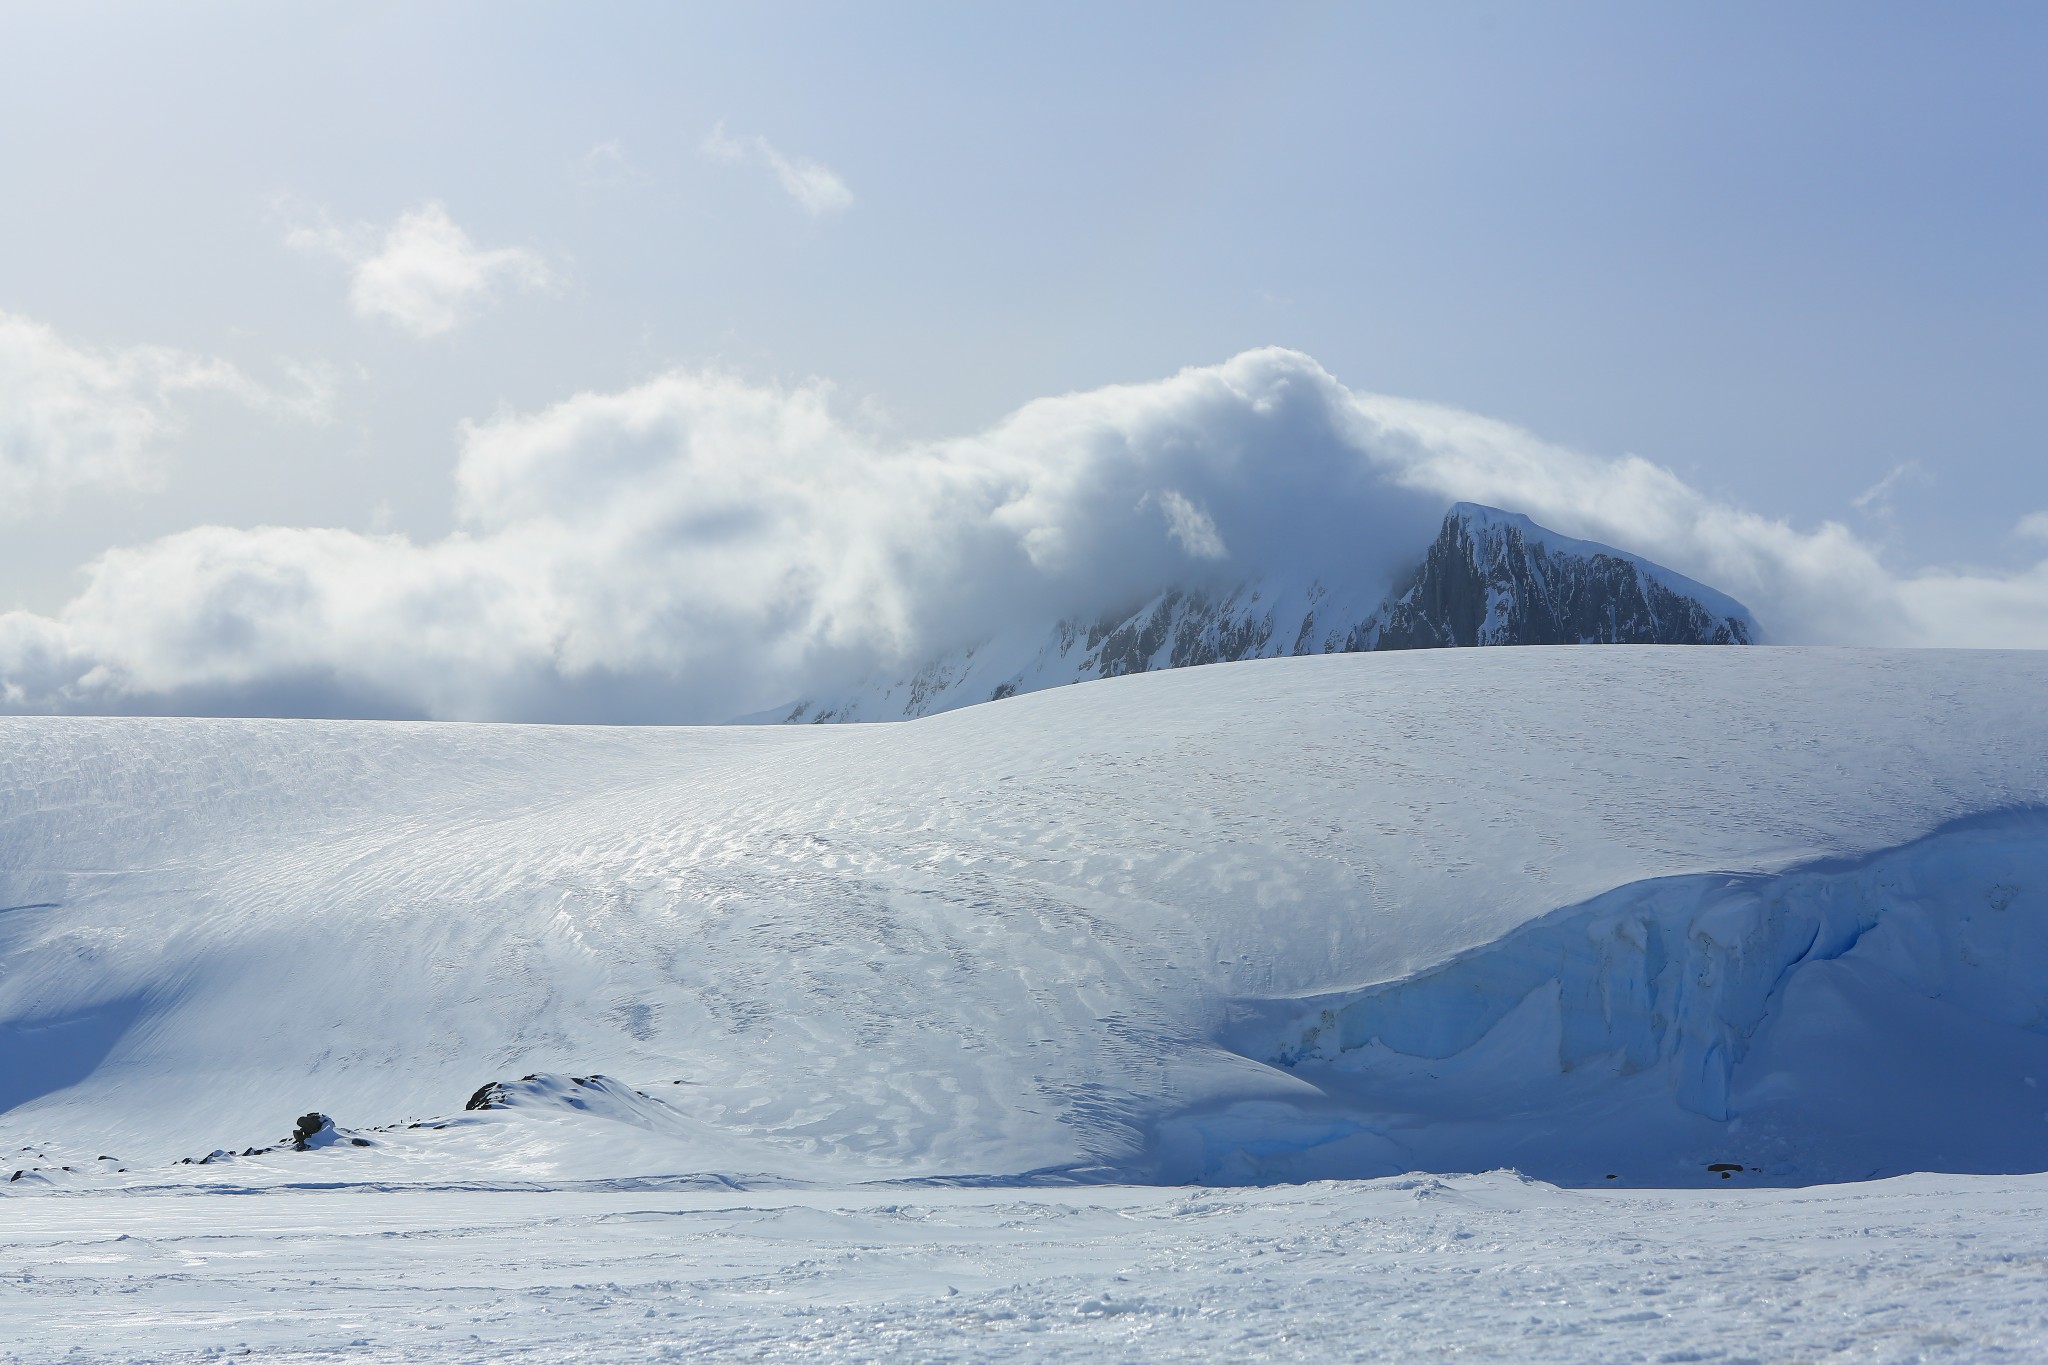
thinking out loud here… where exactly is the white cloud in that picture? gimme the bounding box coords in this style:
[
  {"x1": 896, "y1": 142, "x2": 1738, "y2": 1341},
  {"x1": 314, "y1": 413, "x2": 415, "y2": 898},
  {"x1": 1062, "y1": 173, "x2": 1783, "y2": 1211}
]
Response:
[
  {"x1": 1339, "y1": 390, "x2": 2048, "y2": 648},
  {"x1": 0, "y1": 309, "x2": 323, "y2": 518},
  {"x1": 289, "y1": 202, "x2": 551, "y2": 338},
  {"x1": 2016, "y1": 510, "x2": 2048, "y2": 543},
  {"x1": 702, "y1": 122, "x2": 854, "y2": 216},
  {"x1": 4, "y1": 348, "x2": 2047, "y2": 722}
]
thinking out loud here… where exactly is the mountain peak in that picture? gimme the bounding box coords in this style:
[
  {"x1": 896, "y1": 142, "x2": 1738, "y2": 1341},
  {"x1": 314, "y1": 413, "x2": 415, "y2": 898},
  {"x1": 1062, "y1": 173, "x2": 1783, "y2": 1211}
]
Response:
[
  {"x1": 775, "y1": 504, "x2": 1757, "y2": 723},
  {"x1": 1371, "y1": 503, "x2": 1756, "y2": 651}
]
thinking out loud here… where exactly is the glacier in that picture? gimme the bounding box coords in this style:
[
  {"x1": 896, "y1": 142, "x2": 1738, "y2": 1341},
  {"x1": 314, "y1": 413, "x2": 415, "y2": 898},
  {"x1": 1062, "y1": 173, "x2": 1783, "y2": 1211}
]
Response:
[
  {"x1": 8, "y1": 645, "x2": 2048, "y2": 1361},
  {"x1": 3, "y1": 645, "x2": 2044, "y2": 1191}
]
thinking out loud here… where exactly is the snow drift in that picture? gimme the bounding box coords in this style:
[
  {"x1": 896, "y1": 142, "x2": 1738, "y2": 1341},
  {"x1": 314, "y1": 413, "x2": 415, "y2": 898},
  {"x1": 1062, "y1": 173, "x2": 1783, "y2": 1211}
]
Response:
[{"x1": 3, "y1": 647, "x2": 2047, "y2": 1188}]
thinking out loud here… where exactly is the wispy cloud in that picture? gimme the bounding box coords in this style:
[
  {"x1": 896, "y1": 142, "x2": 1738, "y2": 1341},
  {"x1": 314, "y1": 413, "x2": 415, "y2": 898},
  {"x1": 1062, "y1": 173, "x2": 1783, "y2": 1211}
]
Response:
[
  {"x1": 1851, "y1": 460, "x2": 1930, "y2": 515},
  {"x1": 2017, "y1": 510, "x2": 2048, "y2": 543},
  {"x1": 702, "y1": 122, "x2": 854, "y2": 216},
  {"x1": 578, "y1": 140, "x2": 648, "y2": 187},
  {"x1": 0, "y1": 309, "x2": 326, "y2": 518},
  {"x1": 288, "y1": 201, "x2": 551, "y2": 339}
]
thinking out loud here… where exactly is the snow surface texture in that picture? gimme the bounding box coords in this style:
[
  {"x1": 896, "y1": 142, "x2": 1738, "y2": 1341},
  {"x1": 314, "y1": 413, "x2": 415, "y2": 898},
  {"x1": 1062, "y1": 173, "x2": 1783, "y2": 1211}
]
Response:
[
  {"x1": 780, "y1": 502, "x2": 1757, "y2": 724},
  {"x1": 8, "y1": 1173, "x2": 2048, "y2": 1363},
  {"x1": 4, "y1": 647, "x2": 2047, "y2": 1192}
]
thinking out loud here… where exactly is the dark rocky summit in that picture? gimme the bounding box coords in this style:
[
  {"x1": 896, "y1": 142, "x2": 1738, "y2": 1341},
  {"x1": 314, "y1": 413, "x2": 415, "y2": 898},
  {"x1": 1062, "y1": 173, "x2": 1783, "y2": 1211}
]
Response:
[
  {"x1": 1366, "y1": 504, "x2": 1753, "y2": 650},
  {"x1": 785, "y1": 502, "x2": 1758, "y2": 723}
]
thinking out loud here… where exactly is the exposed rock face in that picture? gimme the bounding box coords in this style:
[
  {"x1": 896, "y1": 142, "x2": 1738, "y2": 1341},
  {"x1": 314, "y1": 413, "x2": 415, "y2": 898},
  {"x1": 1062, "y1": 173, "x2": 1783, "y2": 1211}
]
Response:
[
  {"x1": 1363, "y1": 505, "x2": 1754, "y2": 650},
  {"x1": 781, "y1": 503, "x2": 1757, "y2": 723}
]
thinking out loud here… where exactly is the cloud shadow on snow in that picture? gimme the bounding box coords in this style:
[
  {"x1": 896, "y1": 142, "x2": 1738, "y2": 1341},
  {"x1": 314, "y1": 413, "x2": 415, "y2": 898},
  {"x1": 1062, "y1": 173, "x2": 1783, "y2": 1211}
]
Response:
[{"x1": 0, "y1": 994, "x2": 151, "y2": 1118}]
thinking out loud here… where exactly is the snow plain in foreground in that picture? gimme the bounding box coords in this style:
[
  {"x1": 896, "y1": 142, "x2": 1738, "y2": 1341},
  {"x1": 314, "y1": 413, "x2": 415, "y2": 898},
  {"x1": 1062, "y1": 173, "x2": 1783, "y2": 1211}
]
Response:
[{"x1": 7, "y1": 1173, "x2": 2048, "y2": 1363}]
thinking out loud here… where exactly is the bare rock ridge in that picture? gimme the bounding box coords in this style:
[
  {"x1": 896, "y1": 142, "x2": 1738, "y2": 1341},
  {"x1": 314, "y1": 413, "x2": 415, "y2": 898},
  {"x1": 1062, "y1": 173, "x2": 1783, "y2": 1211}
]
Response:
[{"x1": 782, "y1": 502, "x2": 1757, "y2": 724}]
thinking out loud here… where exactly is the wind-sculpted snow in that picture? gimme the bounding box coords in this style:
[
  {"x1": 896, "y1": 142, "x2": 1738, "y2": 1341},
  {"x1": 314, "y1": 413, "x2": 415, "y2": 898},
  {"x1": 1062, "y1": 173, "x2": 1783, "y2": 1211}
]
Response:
[{"x1": 2, "y1": 647, "x2": 2047, "y2": 1190}]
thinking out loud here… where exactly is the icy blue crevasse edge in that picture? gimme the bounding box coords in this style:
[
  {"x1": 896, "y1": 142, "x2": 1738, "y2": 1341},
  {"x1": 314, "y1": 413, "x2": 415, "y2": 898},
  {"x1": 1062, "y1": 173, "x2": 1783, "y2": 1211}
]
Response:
[{"x1": 1173, "y1": 807, "x2": 2048, "y2": 1186}]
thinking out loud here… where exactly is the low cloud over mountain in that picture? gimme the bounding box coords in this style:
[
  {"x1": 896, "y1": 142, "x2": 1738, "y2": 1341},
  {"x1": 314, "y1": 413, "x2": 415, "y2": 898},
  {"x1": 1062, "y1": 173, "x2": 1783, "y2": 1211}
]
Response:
[{"x1": 4, "y1": 348, "x2": 2045, "y2": 723}]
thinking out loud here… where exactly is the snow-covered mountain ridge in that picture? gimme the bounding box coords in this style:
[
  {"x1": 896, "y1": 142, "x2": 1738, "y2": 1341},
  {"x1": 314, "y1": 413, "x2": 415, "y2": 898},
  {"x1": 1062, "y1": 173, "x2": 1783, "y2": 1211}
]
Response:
[
  {"x1": 782, "y1": 502, "x2": 1756, "y2": 723},
  {"x1": 4, "y1": 647, "x2": 2044, "y2": 1191}
]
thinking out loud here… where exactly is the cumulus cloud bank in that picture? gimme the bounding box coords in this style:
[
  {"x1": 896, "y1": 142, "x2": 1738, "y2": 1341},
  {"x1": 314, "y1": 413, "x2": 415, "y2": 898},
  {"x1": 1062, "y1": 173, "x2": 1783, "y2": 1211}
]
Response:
[
  {"x1": 0, "y1": 309, "x2": 325, "y2": 517},
  {"x1": 702, "y1": 122, "x2": 854, "y2": 216},
  {"x1": 289, "y1": 202, "x2": 551, "y2": 338},
  {"x1": 3, "y1": 348, "x2": 2045, "y2": 721}
]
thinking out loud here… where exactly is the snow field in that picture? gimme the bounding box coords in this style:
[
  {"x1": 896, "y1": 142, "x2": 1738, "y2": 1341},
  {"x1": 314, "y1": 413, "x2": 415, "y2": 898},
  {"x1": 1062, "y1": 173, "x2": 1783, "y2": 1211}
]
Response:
[{"x1": 6, "y1": 1172, "x2": 2048, "y2": 1363}]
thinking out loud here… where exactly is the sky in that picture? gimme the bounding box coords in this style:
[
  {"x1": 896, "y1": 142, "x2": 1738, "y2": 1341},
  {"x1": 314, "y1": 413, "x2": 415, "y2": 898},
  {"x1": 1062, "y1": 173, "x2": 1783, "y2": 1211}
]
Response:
[{"x1": 1, "y1": 3, "x2": 2045, "y2": 720}]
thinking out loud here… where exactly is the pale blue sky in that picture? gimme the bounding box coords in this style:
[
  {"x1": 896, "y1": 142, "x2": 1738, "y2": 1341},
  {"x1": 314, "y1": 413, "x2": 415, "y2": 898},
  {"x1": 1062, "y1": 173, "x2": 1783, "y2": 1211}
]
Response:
[{"x1": 1, "y1": 4, "x2": 2044, "y2": 717}]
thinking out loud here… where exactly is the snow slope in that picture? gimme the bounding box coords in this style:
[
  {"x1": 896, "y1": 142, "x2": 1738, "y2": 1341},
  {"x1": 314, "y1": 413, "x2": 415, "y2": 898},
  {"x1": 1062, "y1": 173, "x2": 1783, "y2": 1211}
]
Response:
[{"x1": 3, "y1": 647, "x2": 2047, "y2": 1189}]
